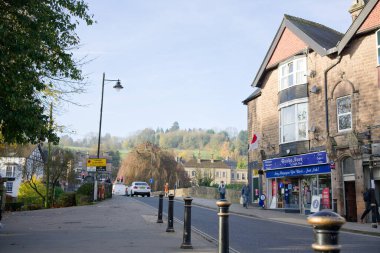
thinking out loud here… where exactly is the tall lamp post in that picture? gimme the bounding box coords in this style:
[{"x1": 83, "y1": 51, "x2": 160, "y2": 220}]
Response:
[
  {"x1": 97, "y1": 72, "x2": 123, "y2": 159},
  {"x1": 94, "y1": 73, "x2": 123, "y2": 201}
]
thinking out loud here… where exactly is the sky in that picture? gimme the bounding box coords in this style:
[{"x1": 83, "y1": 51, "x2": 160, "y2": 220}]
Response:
[{"x1": 58, "y1": 0, "x2": 353, "y2": 140}]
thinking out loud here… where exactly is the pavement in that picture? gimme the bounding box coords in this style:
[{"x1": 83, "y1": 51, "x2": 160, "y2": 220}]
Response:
[
  {"x1": 1, "y1": 196, "x2": 379, "y2": 253},
  {"x1": 0, "y1": 196, "x2": 217, "y2": 253},
  {"x1": 183, "y1": 196, "x2": 380, "y2": 237}
]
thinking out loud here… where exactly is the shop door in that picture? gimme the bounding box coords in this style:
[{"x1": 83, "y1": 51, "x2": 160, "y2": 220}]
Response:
[
  {"x1": 252, "y1": 177, "x2": 259, "y2": 202},
  {"x1": 344, "y1": 181, "x2": 357, "y2": 222}
]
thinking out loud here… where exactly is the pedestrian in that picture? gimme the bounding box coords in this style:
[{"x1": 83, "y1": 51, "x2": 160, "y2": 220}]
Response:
[
  {"x1": 218, "y1": 181, "x2": 226, "y2": 200},
  {"x1": 241, "y1": 184, "x2": 250, "y2": 208},
  {"x1": 360, "y1": 188, "x2": 371, "y2": 223},
  {"x1": 164, "y1": 182, "x2": 169, "y2": 197}
]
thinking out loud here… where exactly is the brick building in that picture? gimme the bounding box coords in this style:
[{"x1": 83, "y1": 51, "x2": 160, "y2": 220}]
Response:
[{"x1": 243, "y1": 0, "x2": 380, "y2": 222}]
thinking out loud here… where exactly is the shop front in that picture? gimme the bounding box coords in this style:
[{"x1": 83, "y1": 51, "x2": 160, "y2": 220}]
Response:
[{"x1": 264, "y1": 151, "x2": 332, "y2": 214}]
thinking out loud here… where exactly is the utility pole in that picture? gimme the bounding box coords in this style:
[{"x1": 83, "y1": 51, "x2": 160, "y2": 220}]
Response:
[{"x1": 45, "y1": 103, "x2": 53, "y2": 208}]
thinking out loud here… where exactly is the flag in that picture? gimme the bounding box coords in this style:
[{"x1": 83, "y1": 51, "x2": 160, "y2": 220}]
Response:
[{"x1": 249, "y1": 133, "x2": 259, "y2": 151}]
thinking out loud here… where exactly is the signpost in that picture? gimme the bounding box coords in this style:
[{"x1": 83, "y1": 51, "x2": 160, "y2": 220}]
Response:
[{"x1": 87, "y1": 158, "x2": 106, "y2": 172}]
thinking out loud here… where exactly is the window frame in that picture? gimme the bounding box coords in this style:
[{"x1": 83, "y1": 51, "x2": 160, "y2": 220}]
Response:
[
  {"x1": 336, "y1": 95, "x2": 352, "y2": 132},
  {"x1": 6, "y1": 182, "x2": 13, "y2": 193},
  {"x1": 6, "y1": 165, "x2": 16, "y2": 177},
  {"x1": 279, "y1": 99, "x2": 309, "y2": 144},
  {"x1": 278, "y1": 56, "x2": 307, "y2": 91}
]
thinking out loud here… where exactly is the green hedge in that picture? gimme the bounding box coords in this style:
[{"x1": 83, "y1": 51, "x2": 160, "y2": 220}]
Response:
[
  {"x1": 75, "y1": 183, "x2": 94, "y2": 205},
  {"x1": 57, "y1": 192, "x2": 76, "y2": 207}
]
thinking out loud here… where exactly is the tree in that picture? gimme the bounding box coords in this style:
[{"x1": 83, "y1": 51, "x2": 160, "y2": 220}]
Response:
[
  {"x1": 169, "y1": 121, "x2": 180, "y2": 132},
  {"x1": 48, "y1": 147, "x2": 75, "y2": 205},
  {"x1": 0, "y1": 0, "x2": 94, "y2": 144},
  {"x1": 117, "y1": 142, "x2": 190, "y2": 191},
  {"x1": 18, "y1": 176, "x2": 46, "y2": 206}
]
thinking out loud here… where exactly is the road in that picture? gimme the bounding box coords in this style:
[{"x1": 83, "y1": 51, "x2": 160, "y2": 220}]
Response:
[{"x1": 136, "y1": 196, "x2": 380, "y2": 253}]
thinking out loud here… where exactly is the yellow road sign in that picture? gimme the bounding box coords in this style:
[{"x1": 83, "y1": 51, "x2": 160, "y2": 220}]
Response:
[{"x1": 87, "y1": 158, "x2": 106, "y2": 167}]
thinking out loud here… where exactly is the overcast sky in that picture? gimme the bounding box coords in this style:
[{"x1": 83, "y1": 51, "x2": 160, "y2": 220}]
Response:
[{"x1": 57, "y1": 0, "x2": 353, "y2": 140}]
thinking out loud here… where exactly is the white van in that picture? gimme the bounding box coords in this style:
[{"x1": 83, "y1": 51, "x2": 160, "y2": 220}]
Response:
[{"x1": 112, "y1": 183, "x2": 127, "y2": 196}]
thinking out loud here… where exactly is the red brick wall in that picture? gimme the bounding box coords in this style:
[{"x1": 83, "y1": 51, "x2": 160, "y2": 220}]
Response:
[
  {"x1": 267, "y1": 28, "x2": 307, "y2": 68},
  {"x1": 358, "y1": 0, "x2": 380, "y2": 32}
]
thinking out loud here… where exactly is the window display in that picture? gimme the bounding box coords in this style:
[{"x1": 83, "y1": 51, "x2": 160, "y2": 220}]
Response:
[{"x1": 268, "y1": 174, "x2": 331, "y2": 213}]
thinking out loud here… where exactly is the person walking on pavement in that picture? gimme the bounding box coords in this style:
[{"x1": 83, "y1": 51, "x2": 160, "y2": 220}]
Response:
[
  {"x1": 241, "y1": 184, "x2": 250, "y2": 208},
  {"x1": 164, "y1": 182, "x2": 169, "y2": 197},
  {"x1": 369, "y1": 188, "x2": 380, "y2": 225},
  {"x1": 218, "y1": 181, "x2": 226, "y2": 200},
  {"x1": 360, "y1": 188, "x2": 371, "y2": 223}
]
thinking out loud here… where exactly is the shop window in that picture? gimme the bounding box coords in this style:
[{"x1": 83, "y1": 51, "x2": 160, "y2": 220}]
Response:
[
  {"x1": 337, "y1": 96, "x2": 352, "y2": 132},
  {"x1": 279, "y1": 102, "x2": 308, "y2": 143},
  {"x1": 279, "y1": 57, "x2": 307, "y2": 91}
]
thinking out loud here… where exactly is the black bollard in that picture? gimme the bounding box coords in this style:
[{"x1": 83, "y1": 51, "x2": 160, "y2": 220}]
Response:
[
  {"x1": 157, "y1": 192, "x2": 164, "y2": 223},
  {"x1": 180, "y1": 197, "x2": 193, "y2": 249},
  {"x1": 216, "y1": 199, "x2": 231, "y2": 253},
  {"x1": 166, "y1": 194, "x2": 175, "y2": 232},
  {"x1": 307, "y1": 210, "x2": 345, "y2": 253}
]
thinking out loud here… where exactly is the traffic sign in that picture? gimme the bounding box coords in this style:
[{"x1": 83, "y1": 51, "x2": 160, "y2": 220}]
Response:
[
  {"x1": 96, "y1": 166, "x2": 106, "y2": 172},
  {"x1": 149, "y1": 178, "x2": 154, "y2": 184},
  {"x1": 87, "y1": 158, "x2": 106, "y2": 167},
  {"x1": 87, "y1": 166, "x2": 96, "y2": 172}
]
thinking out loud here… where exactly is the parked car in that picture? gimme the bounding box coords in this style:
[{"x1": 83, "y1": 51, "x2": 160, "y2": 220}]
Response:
[
  {"x1": 127, "y1": 181, "x2": 151, "y2": 197},
  {"x1": 112, "y1": 183, "x2": 127, "y2": 196}
]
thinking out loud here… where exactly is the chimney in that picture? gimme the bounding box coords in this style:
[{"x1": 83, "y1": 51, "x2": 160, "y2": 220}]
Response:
[
  {"x1": 197, "y1": 151, "x2": 201, "y2": 163},
  {"x1": 348, "y1": 0, "x2": 367, "y2": 21},
  {"x1": 211, "y1": 153, "x2": 214, "y2": 163}
]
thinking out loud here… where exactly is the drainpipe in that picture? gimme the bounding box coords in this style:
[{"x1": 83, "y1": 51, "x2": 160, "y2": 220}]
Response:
[
  {"x1": 323, "y1": 55, "x2": 341, "y2": 214},
  {"x1": 324, "y1": 56, "x2": 341, "y2": 137}
]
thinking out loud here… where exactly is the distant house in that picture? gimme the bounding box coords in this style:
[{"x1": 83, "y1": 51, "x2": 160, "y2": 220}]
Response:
[
  {"x1": 182, "y1": 156, "x2": 247, "y2": 185},
  {"x1": 0, "y1": 144, "x2": 45, "y2": 198}
]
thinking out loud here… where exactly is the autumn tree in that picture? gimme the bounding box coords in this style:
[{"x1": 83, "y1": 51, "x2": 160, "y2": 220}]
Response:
[
  {"x1": 0, "y1": 0, "x2": 94, "y2": 144},
  {"x1": 117, "y1": 142, "x2": 190, "y2": 191}
]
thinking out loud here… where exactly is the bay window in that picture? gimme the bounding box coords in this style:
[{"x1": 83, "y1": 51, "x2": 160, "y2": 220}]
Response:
[
  {"x1": 279, "y1": 57, "x2": 307, "y2": 90},
  {"x1": 337, "y1": 96, "x2": 352, "y2": 131},
  {"x1": 280, "y1": 101, "x2": 308, "y2": 143}
]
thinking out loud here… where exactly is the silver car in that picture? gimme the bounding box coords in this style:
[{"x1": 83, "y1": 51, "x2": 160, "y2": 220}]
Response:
[{"x1": 128, "y1": 181, "x2": 151, "y2": 197}]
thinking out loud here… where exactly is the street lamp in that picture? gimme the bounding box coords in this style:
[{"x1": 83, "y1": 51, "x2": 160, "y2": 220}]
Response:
[
  {"x1": 94, "y1": 73, "x2": 123, "y2": 201},
  {"x1": 97, "y1": 72, "x2": 123, "y2": 158}
]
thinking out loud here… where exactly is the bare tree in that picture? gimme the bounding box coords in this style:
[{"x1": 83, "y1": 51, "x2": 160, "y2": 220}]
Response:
[{"x1": 118, "y1": 142, "x2": 190, "y2": 191}]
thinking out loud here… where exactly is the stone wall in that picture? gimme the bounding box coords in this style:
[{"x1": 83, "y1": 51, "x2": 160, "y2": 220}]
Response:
[{"x1": 165, "y1": 186, "x2": 242, "y2": 204}]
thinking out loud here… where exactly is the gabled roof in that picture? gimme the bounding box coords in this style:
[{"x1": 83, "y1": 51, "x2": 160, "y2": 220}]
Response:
[
  {"x1": 242, "y1": 87, "x2": 261, "y2": 105},
  {"x1": 337, "y1": 0, "x2": 380, "y2": 54},
  {"x1": 0, "y1": 144, "x2": 41, "y2": 159},
  {"x1": 251, "y1": 15, "x2": 343, "y2": 88}
]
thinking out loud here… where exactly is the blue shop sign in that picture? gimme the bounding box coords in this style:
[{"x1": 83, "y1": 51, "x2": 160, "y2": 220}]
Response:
[
  {"x1": 266, "y1": 164, "x2": 331, "y2": 178},
  {"x1": 263, "y1": 151, "x2": 327, "y2": 170}
]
